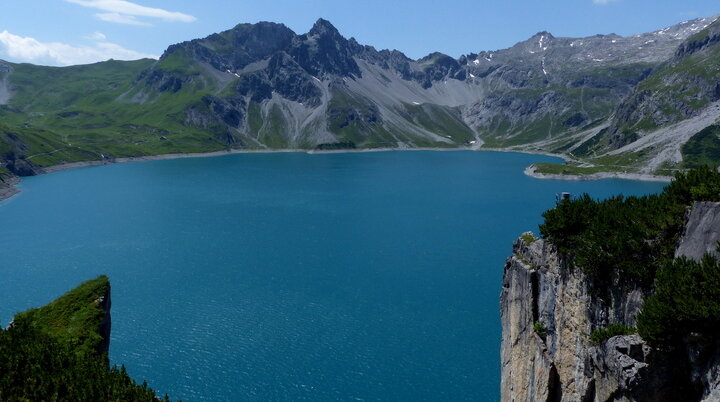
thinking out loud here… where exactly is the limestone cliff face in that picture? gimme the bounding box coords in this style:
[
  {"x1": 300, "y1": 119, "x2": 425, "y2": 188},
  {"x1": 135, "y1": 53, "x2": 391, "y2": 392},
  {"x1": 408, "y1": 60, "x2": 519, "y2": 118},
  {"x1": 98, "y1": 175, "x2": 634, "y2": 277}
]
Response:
[
  {"x1": 676, "y1": 201, "x2": 720, "y2": 260},
  {"x1": 500, "y1": 234, "x2": 617, "y2": 401},
  {"x1": 501, "y1": 202, "x2": 720, "y2": 401},
  {"x1": 96, "y1": 282, "x2": 112, "y2": 356}
]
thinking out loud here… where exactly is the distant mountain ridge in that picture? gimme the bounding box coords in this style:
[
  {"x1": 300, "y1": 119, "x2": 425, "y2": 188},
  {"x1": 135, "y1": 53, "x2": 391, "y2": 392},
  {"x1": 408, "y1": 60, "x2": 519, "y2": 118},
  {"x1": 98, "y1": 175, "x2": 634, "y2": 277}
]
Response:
[{"x1": 1, "y1": 15, "x2": 720, "y2": 195}]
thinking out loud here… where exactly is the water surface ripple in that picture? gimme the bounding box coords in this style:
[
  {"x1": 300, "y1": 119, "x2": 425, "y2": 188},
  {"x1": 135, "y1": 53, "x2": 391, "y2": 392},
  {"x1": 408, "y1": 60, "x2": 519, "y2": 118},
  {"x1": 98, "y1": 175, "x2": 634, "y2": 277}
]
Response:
[{"x1": 0, "y1": 151, "x2": 666, "y2": 400}]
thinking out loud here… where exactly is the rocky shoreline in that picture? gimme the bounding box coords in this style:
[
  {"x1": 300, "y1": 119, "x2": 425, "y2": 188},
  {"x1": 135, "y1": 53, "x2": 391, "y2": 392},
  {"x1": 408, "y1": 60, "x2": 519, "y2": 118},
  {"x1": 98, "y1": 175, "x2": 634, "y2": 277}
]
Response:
[{"x1": 0, "y1": 175, "x2": 20, "y2": 201}]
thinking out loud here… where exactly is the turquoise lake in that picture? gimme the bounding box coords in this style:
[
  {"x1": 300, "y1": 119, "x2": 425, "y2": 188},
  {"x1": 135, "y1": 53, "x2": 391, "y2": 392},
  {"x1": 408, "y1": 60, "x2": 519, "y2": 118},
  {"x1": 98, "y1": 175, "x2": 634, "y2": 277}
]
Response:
[{"x1": 0, "y1": 151, "x2": 666, "y2": 400}]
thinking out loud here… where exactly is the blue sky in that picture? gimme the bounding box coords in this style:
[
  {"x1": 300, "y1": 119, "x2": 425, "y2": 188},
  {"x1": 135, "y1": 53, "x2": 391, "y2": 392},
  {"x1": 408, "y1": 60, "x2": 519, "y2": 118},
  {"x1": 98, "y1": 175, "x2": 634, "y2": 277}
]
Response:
[{"x1": 1, "y1": 0, "x2": 718, "y2": 66}]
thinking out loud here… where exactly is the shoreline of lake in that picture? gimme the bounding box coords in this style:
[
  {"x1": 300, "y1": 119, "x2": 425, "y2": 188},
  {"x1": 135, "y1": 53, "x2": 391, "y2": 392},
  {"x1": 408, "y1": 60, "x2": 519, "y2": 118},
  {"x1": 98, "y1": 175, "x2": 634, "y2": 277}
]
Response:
[
  {"x1": 0, "y1": 146, "x2": 671, "y2": 202},
  {"x1": 523, "y1": 165, "x2": 673, "y2": 183}
]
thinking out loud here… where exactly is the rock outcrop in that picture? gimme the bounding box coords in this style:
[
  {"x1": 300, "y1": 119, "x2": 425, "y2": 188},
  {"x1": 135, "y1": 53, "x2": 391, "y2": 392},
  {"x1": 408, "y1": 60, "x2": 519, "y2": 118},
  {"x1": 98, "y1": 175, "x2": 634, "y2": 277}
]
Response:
[
  {"x1": 96, "y1": 282, "x2": 112, "y2": 355},
  {"x1": 0, "y1": 173, "x2": 20, "y2": 200},
  {"x1": 500, "y1": 233, "x2": 653, "y2": 401},
  {"x1": 676, "y1": 201, "x2": 720, "y2": 260},
  {"x1": 501, "y1": 202, "x2": 720, "y2": 401}
]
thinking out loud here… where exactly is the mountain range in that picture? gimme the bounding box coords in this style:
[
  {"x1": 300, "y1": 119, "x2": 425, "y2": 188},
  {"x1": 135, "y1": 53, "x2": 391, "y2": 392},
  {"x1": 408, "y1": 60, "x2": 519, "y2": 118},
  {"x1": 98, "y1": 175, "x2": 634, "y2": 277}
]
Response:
[{"x1": 1, "y1": 15, "x2": 720, "y2": 190}]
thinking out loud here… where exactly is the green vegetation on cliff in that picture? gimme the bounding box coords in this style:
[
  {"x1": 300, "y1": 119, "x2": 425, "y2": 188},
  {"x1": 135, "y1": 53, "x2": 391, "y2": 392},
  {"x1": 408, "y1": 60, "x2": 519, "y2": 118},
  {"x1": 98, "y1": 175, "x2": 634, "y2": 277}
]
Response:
[
  {"x1": 533, "y1": 321, "x2": 547, "y2": 337},
  {"x1": 539, "y1": 166, "x2": 720, "y2": 345},
  {"x1": 589, "y1": 324, "x2": 637, "y2": 345},
  {"x1": 14, "y1": 275, "x2": 110, "y2": 358},
  {"x1": 0, "y1": 323, "x2": 162, "y2": 401},
  {"x1": 540, "y1": 167, "x2": 720, "y2": 283},
  {"x1": 0, "y1": 276, "x2": 167, "y2": 400},
  {"x1": 638, "y1": 254, "x2": 720, "y2": 345},
  {"x1": 539, "y1": 192, "x2": 683, "y2": 286},
  {"x1": 315, "y1": 141, "x2": 357, "y2": 150}
]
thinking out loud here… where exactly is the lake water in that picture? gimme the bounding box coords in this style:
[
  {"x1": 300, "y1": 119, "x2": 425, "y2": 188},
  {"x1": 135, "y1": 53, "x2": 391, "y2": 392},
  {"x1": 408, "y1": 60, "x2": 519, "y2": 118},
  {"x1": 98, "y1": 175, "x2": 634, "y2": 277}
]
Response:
[{"x1": 0, "y1": 151, "x2": 666, "y2": 401}]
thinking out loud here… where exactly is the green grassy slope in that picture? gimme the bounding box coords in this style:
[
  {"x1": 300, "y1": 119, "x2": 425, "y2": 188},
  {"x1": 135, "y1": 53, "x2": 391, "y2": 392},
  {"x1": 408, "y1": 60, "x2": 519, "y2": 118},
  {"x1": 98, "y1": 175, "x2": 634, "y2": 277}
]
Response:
[
  {"x1": 0, "y1": 58, "x2": 242, "y2": 172},
  {"x1": 13, "y1": 275, "x2": 110, "y2": 358},
  {"x1": 682, "y1": 124, "x2": 720, "y2": 168},
  {"x1": 1, "y1": 276, "x2": 167, "y2": 400}
]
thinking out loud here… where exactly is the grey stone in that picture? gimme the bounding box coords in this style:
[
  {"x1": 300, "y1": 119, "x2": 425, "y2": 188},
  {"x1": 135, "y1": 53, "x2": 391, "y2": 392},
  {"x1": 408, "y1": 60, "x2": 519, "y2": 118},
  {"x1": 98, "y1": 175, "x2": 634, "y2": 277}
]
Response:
[{"x1": 675, "y1": 202, "x2": 720, "y2": 261}]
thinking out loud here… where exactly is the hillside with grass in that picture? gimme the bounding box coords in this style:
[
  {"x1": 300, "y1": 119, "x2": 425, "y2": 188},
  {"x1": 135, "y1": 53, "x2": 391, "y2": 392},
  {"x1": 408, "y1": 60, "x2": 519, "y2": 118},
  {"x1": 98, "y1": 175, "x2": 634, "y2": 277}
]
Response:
[{"x1": 0, "y1": 276, "x2": 168, "y2": 400}]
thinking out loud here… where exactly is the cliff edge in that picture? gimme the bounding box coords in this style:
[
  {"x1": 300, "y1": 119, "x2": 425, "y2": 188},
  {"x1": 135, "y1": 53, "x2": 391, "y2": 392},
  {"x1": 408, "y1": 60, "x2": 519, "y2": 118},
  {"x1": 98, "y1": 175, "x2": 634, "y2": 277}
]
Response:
[
  {"x1": 501, "y1": 201, "x2": 720, "y2": 401},
  {"x1": 0, "y1": 276, "x2": 163, "y2": 400},
  {"x1": 12, "y1": 275, "x2": 112, "y2": 357}
]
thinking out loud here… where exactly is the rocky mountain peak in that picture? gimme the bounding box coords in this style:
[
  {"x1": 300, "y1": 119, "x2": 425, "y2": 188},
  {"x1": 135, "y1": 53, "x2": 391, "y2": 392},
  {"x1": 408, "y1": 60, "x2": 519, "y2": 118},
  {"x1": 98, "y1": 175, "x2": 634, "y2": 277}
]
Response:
[
  {"x1": 289, "y1": 18, "x2": 361, "y2": 78},
  {"x1": 237, "y1": 21, "x2": 295, "y2": 42},
  {"x1": 308, "y1": 18, "x2": 341, "y2": 38},
  {"x1": 531, "y1": 31, "x2": 554, "y2": 39},
  {"x1": 157, "y1": 20, "x2": 295, "y2": 72},
  {"x1": 507, "y1": 31, "x2": 556, "y2": 54},
  {"x1": 418, "y1": 51, "x2": 454, "y2": 63},
  {"x1": 228, "y1": 21, "x2": 295, "y2": 58}
]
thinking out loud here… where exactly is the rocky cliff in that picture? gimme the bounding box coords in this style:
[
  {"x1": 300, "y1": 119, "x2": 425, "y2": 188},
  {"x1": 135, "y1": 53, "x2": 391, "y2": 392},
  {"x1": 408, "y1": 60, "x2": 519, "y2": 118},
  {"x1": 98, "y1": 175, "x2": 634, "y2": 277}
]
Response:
[
  {"x1": 676, "y1": 201, "x2": 720, "y2": 261},
  {"x1": 501, "y1": 202, "x2": 720, "y2": 401},
  {"x1": 96, "y1": 281, "x2": 112, "y2": 355}
]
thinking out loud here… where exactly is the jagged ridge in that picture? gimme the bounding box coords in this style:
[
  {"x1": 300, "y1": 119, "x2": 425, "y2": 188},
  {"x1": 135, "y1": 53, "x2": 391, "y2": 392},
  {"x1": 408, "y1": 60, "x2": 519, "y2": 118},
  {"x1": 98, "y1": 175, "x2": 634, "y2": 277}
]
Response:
[{"x1": 1, "y1": 15, "x2": 719, "y2": 192}]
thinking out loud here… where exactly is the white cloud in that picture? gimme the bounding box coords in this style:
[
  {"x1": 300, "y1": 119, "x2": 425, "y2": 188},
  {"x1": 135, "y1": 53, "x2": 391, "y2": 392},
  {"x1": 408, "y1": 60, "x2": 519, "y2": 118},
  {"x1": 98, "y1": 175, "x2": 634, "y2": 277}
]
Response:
[
  {"x1": 96, "y1": 12, "x2": 151, "y2": 26},
  {"x1": 0, "y1": 30, "x2": 157, "y2": 66},
  {"x1": 85, "y1": 31, "x2": 107, "y2": 41},
  {"x1": 593, "y1": 0, "x2": 621, "y2": 4},
  {"x1": 66, "y1": 0, "x2": 196, "y2": 25}
]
